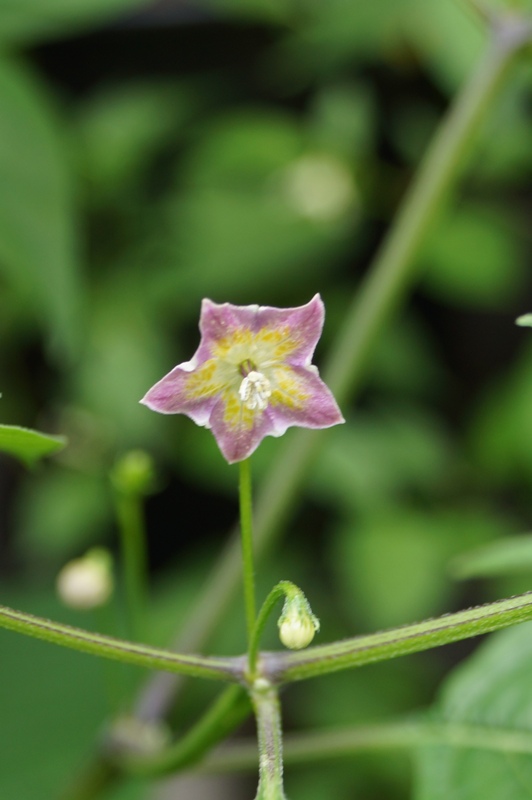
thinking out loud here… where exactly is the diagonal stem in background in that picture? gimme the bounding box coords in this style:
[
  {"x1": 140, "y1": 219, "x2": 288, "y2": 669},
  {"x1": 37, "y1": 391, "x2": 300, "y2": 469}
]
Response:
[{"x1": 135, "y1": 16, "x2": 532, "y2": 723}]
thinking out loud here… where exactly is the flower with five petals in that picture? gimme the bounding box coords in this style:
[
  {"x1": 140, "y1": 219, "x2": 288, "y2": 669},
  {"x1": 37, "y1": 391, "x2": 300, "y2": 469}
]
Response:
[{"x1": 141, "y1": 295, "x2": 344, "y2": 463}]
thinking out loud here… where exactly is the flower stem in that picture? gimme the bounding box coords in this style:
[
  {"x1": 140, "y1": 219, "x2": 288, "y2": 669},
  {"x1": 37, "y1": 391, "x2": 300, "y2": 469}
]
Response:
[
  {"x1": 263, "y1": 591, "x2": 532, "y2": 683},
  {"x1": 239, "y1": 458, "x2": 256, "y2": 647},
  {"x1": 141, "y1": 17, "x2": 532, "y2": 693}
]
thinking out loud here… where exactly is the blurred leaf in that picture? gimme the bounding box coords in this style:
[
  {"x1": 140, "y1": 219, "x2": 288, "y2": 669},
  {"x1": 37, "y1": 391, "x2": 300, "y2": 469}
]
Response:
[
  {"x1": 16, "y1": 467, "x2": 111, "y2": 559},
  {"x1": 406, "y1": 0, "x2": 483, "y2": 92},
  {"x1": 76, "y1": 82, "x2": 190, "y2": 202},
  {"x1": 473, "y1": 70, "x2": 532, "y2": 181},
  {"x1": 209, "y1": 0, "x2": 292, "y2": 23},
  {"x1": 0, "y1": 588, "x2": 107, "y2": 799},
  {"x1": 0, "y1": 57, "x2": 83, "y2": 358},
  {"x1": 303, "y1": 82, "x2": 376, "y2": 161},
  {"x1": 470, "y1": 338, "x2": 532, "y2": 483},
  {"x1": 181, "y1": 111, "x2": 303, "y2": 189},
  {"x1": 155, "y1": 112, "x2": 356, "y2": 304},
  {"x1": 332, "y1": 507, "x2": 503, "y2": 630},
  {"x1": 415, "y1": 621, "x2": 532, "y2": 800},
  {"x1": 451, "y1": 534, "x2": 532, "y2": 579},
  {"x1": 279, "y1": 0, "x2": 408, "y2": 80},
  {"x1": 422, "y1": 204, "x2": 525, "y2": 309},
  {"x1": 0, "y1": 0, "x2": 149, "y2": 45},
  {"x1": 0, "y1": 425, "x2": 66, "y2": 466},
  {"x1": 311, "y1": 409, "x2": 453, "y2": 511}
]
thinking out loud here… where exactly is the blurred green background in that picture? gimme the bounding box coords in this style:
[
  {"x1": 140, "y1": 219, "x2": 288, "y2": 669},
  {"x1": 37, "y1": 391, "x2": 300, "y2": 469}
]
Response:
[{"x1": 2, "y1": 1, "x2": 532, "y2": 798}]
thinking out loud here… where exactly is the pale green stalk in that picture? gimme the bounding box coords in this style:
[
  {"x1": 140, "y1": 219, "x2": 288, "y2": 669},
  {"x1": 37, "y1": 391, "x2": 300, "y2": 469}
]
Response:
[
  {"x1": 250, "y1": 680, "x2": 287, "y2": 800},
  {"x1": 143, "y1": 16, "x2": 532, "y2": 706},
  {"x1": 239, "y1": 458, "x2": 256, "y2": 646}
]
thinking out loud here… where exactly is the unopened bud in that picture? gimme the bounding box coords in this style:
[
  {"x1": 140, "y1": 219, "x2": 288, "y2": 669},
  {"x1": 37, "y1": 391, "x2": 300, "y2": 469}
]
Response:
[
  {"x1": 56, "y1": 548, "x2": 113, "y2": 610},
  {"x1": 110, "y1": 450, "x2": 156, "y2": 495},
  {"x1": 516, "y1": 313, "x2": 532, "y2": 327},
  {"x1": 278, "y1": 593, "x2": 319, "y2": 650}
]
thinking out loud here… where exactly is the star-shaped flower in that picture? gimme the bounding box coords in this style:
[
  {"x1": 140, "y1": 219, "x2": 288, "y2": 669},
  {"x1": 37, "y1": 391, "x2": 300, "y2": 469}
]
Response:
[{"x1": 141, "y1": 295, "x2": 344, "y2": 463}]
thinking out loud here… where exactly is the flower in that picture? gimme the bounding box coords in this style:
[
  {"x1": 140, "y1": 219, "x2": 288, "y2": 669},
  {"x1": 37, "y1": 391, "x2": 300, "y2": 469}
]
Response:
[{"x1": 140, "y1": 294, "x2": 344, "y2": 463}]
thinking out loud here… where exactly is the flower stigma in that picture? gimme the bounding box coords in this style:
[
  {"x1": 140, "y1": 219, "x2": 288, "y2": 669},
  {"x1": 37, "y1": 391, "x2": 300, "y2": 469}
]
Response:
[{"x1": 238, "y1": 370, "x2": 272, "y2": 411}]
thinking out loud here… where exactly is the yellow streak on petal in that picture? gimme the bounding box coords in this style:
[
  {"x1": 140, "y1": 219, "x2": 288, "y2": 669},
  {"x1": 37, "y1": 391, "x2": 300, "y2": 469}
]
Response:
[
  {"x1": 185, "y1": 360, "x2": 226, "y2": 400},
  {"x1": 270, "y1": 368, "x2": 310, "y2": 410},
  {"x1": 223, "y1": 390, "x2": 255, "y2": 431},
  {"x1": 213, "y1": 324, "x2": 299, "y2": 366}
]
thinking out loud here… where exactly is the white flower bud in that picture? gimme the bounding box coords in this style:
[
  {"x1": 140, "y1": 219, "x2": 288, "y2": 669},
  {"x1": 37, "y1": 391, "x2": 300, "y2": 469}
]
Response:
[
  {"x1": 56, "y1": 548, "x2": 113, "y2": 610},
  {"x1": 278, "y1": 593, "x2": 320, "y2": 650}
]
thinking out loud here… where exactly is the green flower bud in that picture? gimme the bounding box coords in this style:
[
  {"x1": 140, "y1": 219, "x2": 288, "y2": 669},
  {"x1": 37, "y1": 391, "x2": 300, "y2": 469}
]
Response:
[
  {"x1": 278, "y1": 593, "x2": 320, "y2": 650},
  {"x1": 110, "y1": 449, "x2": 156, "y2": 495}
]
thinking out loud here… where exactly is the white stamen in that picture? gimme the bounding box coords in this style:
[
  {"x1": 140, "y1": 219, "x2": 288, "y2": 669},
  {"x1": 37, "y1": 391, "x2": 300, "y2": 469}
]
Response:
[{"x1": 238, "y1": 370, "x2": 272, "y2": 411}]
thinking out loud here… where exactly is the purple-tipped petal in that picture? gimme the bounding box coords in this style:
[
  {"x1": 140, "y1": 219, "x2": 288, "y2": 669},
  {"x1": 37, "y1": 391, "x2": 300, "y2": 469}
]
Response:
[
  {"x1": 141, "y1": 295, "x2": 344, "y2": 463},
  {"x1": 268, "y1": 365, "x2": 345, "y2": 432},
  {"x1": 209, "y1": 393, "x2": 276, "y2": 463},
  {"x1": 140, "y1": 360, "x2": 221, "y2": 427}
]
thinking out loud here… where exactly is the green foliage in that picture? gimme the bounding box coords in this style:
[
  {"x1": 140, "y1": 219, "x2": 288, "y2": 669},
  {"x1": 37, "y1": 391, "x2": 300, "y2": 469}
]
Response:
[
  {"x1": 415, "y1": 622, "x2": 532, "y2": 800},
  {"x1": 0, "y1": 424, "x2": 66, "y2": 466},
  {"x1": 0, "y1": 57, "x2": 83, "y2": 358},
  {"x1": 1, "y1": 1, "x2": 532, "y2": 799},
  {"x1": 0, "y1": 0, "x2": 149, "y2": 45}
]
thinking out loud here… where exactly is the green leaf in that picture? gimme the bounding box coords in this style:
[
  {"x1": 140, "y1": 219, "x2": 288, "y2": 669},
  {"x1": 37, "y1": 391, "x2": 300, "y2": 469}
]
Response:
[
  {"x1": 0, "y1": 0, "x2": 149, "y2": 46},
  {"x1": 451, "y1": 535, "x2": 532, "y2": 579},
  {"x1": 0, "y1": 57, "x2": 83, "y2": 357},
  {"x1": 0, "y1": 424, "x2": 66, "y2": 466},
  {"x1": 422, "y1": 204, "x2": 525, "y2": 309},
  {"x1": 415, "y1": 622, "x2": 532, "y2": 800}
]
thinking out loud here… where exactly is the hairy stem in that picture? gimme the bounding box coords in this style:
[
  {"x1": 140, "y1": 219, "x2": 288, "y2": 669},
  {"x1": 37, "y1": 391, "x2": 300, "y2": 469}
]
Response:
[
  {"x1": 141, "y1": 16, "x2": 532, "y2": 715},
  {"x1": 0, "y1": 604, "x2": 243, "y2": 682},
  {"x1": 265, "y1": 592, "x2": 532, "y2": 683},
  {"x1": 251, "y1": 680, "x2": 287, "y2": 800}
]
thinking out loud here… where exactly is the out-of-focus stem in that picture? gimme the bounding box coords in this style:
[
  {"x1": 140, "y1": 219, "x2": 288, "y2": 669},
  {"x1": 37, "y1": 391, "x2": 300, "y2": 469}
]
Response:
[{"x1": 135, "y1": 14, "x2": 532, "y2": 723}]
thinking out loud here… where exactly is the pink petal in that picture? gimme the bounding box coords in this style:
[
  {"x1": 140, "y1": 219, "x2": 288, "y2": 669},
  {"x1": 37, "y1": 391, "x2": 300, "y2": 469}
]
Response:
[
  {"x1": 209, "y1": 393, "x2": 277, "y2": 463},
  {"x1": 268, "y1": 365, "x2": 344, "y2": 433},
  {"x1": 140, "y1": 360, "x2": 219, "y2": 427},
  {"x1": 197, "y1": 295, "x2": 324, "y2": 367}
]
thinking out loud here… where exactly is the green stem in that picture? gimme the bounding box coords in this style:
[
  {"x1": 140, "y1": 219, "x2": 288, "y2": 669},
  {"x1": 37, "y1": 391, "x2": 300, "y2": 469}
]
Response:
[
  {"x1": 139, "y1": 16, "x2": 532, "y2": 709},
  {"x1": 250, "y1": 680, "x2": 287, "y2": 800},
  {"x1": 265, "y1": 591, "x2": 532, "y2": 683},
  {"x1": 0, "y1": 603, "x2": 243, "y2": 682},
  {"x1": 117, "y1": 685, "x2": 251, "y2": 777},
  {"x1": 115, "y1": 490, "x2": 148, "y2": 642},
  {"x1": 239, "y1": 458, "x2": 256, "y2": 646}
]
